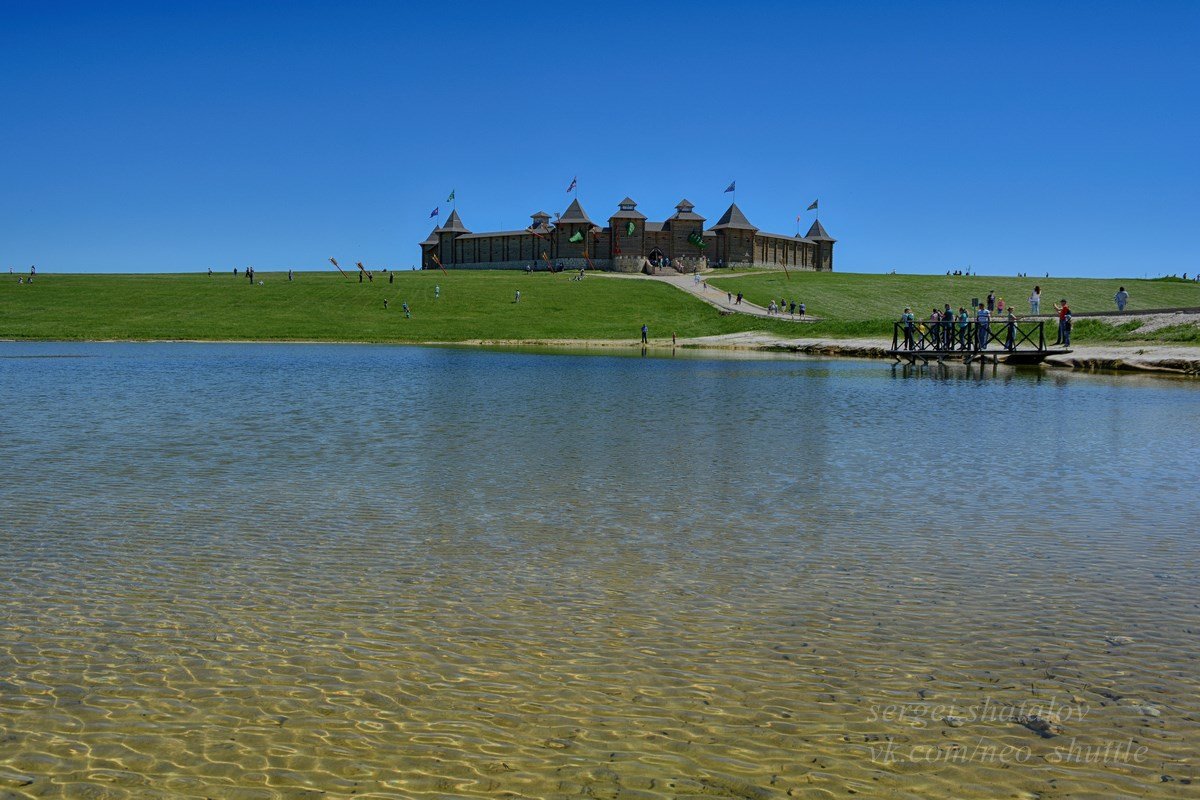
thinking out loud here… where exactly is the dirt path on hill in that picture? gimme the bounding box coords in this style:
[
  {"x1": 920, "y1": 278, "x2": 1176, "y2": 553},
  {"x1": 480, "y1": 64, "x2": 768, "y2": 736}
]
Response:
[{"x1": 596, "y1": 270, "x2": 819, "y2": 322}]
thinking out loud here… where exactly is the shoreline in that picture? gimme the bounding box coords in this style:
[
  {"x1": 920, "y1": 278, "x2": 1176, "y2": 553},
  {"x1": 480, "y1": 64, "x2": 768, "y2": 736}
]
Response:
[{"x1": 4, "y1": 335, "x2": 1200, "y2": 375}]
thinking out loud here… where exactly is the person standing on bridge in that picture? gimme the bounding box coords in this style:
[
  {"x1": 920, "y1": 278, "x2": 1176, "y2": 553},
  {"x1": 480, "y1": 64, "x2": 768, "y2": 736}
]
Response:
[
  {"x1": 900, "y1": 307, "x2": 915, "y2": 350},
  {"x1": 976, "y1": 303, "x2": 991, "y2": 350},
  {"x1": 957, "y1": 307, "x2": 970, "y2": 350},
  {"x1": 1053, "y1": 299, "x2": 1070, "y2": 345},
  {"x1": 1005, "y1": 308, "x2": 1018, "y2": 350}
]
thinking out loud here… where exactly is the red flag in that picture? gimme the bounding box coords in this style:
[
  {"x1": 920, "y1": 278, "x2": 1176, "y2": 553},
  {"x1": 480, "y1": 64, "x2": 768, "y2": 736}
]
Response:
[{"x1": 431, "y1": 253, "x2": 449, "y2": 277}]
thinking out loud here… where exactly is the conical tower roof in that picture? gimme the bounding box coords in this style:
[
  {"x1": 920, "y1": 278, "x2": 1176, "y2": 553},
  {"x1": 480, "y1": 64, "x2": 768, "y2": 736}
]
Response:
[
  {"x1": 805, "y1": 219, "x2": 835, "y2": 242},
  {"x1": 710, "y1": 203, "x2": 758, "y2": 231},
  {"x1": 421, "y1": 227, "x2": 440, "y2": 246},
  {"x1": 440, "y1": 209, "x2": 470, "y2": 233},
  {"x1": 558, "y1": 198, "x2": 593, "y2": 224}
]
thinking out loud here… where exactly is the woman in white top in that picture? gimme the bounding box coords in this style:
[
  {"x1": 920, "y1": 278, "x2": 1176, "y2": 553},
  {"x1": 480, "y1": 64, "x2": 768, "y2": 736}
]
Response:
[{"x1": 1029, "y1": 286, "x2": 1041, "y2": 314}]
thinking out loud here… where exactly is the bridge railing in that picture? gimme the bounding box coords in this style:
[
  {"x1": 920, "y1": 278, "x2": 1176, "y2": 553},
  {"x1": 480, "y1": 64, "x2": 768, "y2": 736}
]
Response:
[{"x1": 892, "y1": 319, "x2": 1047, "y2": 352}]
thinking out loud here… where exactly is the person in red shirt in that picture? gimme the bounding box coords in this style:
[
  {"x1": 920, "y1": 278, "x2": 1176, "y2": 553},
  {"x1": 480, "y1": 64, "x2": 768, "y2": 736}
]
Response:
[{"x1": 1053, "y1": 299, "x2": 1070, "y2": 345}]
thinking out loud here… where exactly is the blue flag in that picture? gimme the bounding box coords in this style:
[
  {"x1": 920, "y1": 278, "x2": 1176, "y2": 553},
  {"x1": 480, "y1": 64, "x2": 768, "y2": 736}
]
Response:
[
  {"x1": 566, "y1": 176, "x2": 577, "y2": 193},
  {"x1": 724, "y1": 181, "x2": 736, "y2": 193},
  {"x1": 430, "y1": 207, "x2": 439, "y2": 218}
]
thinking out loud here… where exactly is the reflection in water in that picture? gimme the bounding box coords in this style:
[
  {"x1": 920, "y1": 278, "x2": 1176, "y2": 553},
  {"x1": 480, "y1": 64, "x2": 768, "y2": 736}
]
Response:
[{"x1": 1, "y1": 341, "x2": 1198, "y2": 799}]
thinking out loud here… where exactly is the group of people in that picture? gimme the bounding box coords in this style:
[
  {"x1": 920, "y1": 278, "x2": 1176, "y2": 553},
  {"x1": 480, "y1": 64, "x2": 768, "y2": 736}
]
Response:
[
  {"x1": 899, "y1": 289, "x2": 1076, "y2": 351},
  {"x1": 765, "y1": 298, "x2": 807, "y2": 317},
  {"x1": 900, "y1": 304, "x2": 1024, "y2": 351}
]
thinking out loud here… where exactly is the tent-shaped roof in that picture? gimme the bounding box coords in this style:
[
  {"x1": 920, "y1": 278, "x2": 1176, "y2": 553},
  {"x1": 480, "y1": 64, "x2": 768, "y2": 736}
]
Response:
[
  {"x1": 421, "y1": 227, "x2": 440, "y2": 246},
  {"x1": 558, "y1": 198, "x2": 593, "y2": 224},
  {"x1": 610, "y1": 196, "x2": 646, "y2": 220},
  {"x1": 531, "y1": 210, "x2": 551, "y2": 220},
  {"x1": 709, "y1": 203, "x2": 758, "y2": 231},
  {"x1": 667, "y1": 198, "x2": 705, "y2": 223},
  {"x1": 440, "y1": 209, "x2": 470, "y2": 233},
  {"x1": 805, "y1": 219, "x2": 836, "y2": 242}
]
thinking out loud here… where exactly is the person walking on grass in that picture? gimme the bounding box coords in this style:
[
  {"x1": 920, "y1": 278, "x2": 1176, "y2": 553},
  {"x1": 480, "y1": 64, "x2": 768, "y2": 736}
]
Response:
[
  {"x1": 435, "y1": 284, "x2": 440, "y2": 299},
  {"x1": 1114, "y1": 286, "x2": 1129, "y2": 312},
  {"x1": 641, "y1": 324, "x2": 648, "y2": 344},
  {"x1": 514, "y1": 290, "x2": 520, "y2": 303},
  {"x1": 1029, "y1": 285, "x2": 1041, "y2": 314},
  {"x1": 402, "y1": 302, "x2": 410, "y2": 318},
  {"x1": 383, "y1": 299, "x2": 388, "y2": 310}
]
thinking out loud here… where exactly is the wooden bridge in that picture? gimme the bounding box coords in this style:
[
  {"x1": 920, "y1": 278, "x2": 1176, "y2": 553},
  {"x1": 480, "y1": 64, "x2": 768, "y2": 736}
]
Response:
[{"x1": 886, "y1": 319, "x2": 1072, "y2": 365}]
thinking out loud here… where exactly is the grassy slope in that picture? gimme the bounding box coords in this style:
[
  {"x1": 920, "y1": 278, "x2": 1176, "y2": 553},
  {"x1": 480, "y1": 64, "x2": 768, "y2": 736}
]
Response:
[
  {"x1": 4, "y1": 270, "x2": 1197, "y2": 345},
  {"x1": 0, "y1": 271, "x2": 798, "y2": 342},
  {"x1": 709, "y1": 272, "x2": 1200, "y2": 342}
]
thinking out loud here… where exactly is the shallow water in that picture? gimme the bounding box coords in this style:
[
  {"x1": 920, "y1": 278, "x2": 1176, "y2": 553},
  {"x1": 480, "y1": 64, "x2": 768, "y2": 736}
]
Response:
[{"x1": 1, "y1": 342, "x2": 1198, "y2": 799}]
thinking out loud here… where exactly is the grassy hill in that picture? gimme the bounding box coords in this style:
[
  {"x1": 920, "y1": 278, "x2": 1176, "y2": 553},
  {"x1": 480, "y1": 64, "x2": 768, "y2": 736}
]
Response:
[
  {"x1": 3, "y1": 270, "x2": 1197, "y2": 344},
  {"x1": 0, "y1": 270, "x2": 795, "y2": 343}
]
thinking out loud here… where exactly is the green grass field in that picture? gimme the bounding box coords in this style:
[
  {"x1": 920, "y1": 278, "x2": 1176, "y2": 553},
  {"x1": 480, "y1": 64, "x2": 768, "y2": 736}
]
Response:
[
  {"x1": 3, "y1": 270, "x2": 1198, "y2": 344},
  {"x1": 708, "y1": 272, "x2": 1200, "y2": 342},
  {"x1": 0, "y1": 271, "x2": 797, "y2": 343}
]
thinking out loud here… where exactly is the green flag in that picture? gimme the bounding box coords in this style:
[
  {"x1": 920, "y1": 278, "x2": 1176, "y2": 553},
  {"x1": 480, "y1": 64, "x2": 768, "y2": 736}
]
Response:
[
  {"x1": 688, "y1": 232, "x2": 708, "y2": 249},
  {"x1": 569, "y1": 230, "x2": 584, "y2": 243},
  {"x1": 626, "y1": 221, "x2": 636, "y2": 236},
  {"x1": 447, "y1": 189, "x2": 455, "y2": 203}
]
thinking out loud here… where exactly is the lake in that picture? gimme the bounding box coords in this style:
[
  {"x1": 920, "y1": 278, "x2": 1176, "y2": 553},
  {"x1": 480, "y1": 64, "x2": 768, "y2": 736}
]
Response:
[{"x1": 1, "y1": 342, "x2": 1198, "y2": 799}]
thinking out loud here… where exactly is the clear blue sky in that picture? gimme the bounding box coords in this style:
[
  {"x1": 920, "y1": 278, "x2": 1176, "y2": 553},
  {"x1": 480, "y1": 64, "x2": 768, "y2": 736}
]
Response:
[{"x1": 4, "y1": 1, "x2": 1197, "y2": 277}]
